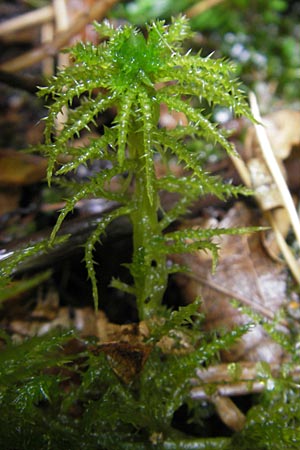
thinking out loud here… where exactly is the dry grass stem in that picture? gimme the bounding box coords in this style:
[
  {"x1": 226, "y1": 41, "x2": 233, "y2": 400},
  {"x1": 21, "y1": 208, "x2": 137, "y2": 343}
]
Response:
[
  {"x1": 0, "y1": 0, "x2": 120, "y2": 72},
  {"x1": 249, "y1": 92, "x2": 300, "y2": 248},
  {"x1": 186, "y1": 0, "x2": 225, "y2": 18},
  {"x1": 191, "y1": 362, "x2": 300, "y2": 399},
  {"x1": 231, "y1": 92, "x2": 300, "y2": 284},
  {"x1": 0, "y1": 5, "x2": 54, "y2": 37},
  {"x1": 265, "y1": 210, "x2": 300, "y2": 284}
]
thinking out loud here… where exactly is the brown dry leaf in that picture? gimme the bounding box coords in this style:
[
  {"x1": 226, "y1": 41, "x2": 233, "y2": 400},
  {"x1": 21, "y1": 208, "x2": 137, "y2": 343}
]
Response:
[
  {"x1": 96, "y1": 310, "x2": 149, "y2": 344},
  {"x1": 8, "y1": 306, "x2": 99, "y2": 339},
  {"x1": 159, "y1": 103, "x2": 188, "y2": 130},
  {"x1": 244, "y1": 110, "x2": 300, "y2": 211},
  {"x1": 0, "y1": 187, "x2": 20, "y2": 215},
  {"x1": 97, "y1": 341, "x2": 152, "y2": 384},
  {"x1": 93, "y1": 311, "x2": 152, "y2": 383},
  {"x1": 172, "y1": 202, "x2": 288, "y2": 364},
  {"x1": 245, "y1": 109, "x2": 300, "y2": 160},
  {"x1": 0, "y1": 149, "x2": 47, "y2": 186}
]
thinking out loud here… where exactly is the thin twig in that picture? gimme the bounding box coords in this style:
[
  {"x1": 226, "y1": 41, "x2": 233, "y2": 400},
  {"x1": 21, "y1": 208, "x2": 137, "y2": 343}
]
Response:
[
  {"x1": 249, "y1": 92, "x2": 300, "y2": 249},
  {"x1": 186, "y1": 0, "x2": 225, "y2": 17},
  {"x1": 0, "y1": 0, "x2": 120, "y2": 72},
  {"x1": 229, "y1": 152, "x2": 252, "y2": 187},
  {"x1": 0, "y1": 5, "x2": 54, "y2": 37},
  {"x1": 191, "y1": 361, "x2": 300, "y2": 399},
  {"x1": 265, "y1": 210, "x2": 300, "y2": 284},
  {"x1": 230, "y1": 93, "x2": 300, "y2": 285}
]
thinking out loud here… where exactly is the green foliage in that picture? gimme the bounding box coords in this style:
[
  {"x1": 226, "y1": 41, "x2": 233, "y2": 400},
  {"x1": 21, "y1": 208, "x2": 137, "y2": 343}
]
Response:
[
  {"x1": 225, "y1": 304, "x2": 300, "y2": 450},
  {"x1": 37, "y1": 16, "x2": 252, "y2": 319},
  {"x1": 113, "y1": 0, "x2": 195, "y2": 24},
  {"x1": 0, "y1": 270, "x2": 52, "y2": 303},
  {"x1": 0, "y1": 236, "x2": 68, "y2": 281},
  {"x1": 0, "y1": 306, "x2": 249, "y2": 449},
  {"x1": 115, "y1": 1, "x2": 299, "y2": 100},
  {"x1": 3, "y1": 15, "x2": 296, "y2": 450},
  {"x1": 190, "y1": 0, "x2": 287, "y2": 32},
  {"x1": 1, "y1": 305, "x2": 299, "y2": 449},
  {"x1": 231, "y1": 380, "x2": 300, "y2": 450},
  {"x1": 190, "y1": 0, "x2": 299, "y2": 100}
]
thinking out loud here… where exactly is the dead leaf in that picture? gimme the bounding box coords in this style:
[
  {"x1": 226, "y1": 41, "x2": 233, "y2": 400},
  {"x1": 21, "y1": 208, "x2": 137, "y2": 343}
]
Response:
[
  {"x1": 0, "y1": 149, "x2": 47, "y2": 186},
  {"x1": 172, "y1": 202, "x2": 288, "y2": 364},
  {"x1": 159, "y1": 103, "x2": 188, "y2": 130},
  {"x1": 97, "y1": 341, "x2": 152, "y2": 384},
  {"x1": 245, "y1": 109, "x2": 300, "y2": 160},
  {"x1": 0, "y1": 187, "x2": 20, "y2": 215},
  {"x1": 247, "y1": 157, "x2": 283, "y2": 210},
  {"x1": 243, "y1": 110, "x2": 300, "y2": 212}
]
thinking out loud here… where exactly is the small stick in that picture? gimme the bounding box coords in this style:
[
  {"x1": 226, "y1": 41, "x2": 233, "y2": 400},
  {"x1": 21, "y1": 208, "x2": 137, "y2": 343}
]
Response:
[
  {"x1": 186, "y1": 0, "x2": 225, "y2": 17},
  {"x1": 41, "y1": 21, "x2": 55, "y2": 76},
  {"x1": 191, "y1": 361, "x2": 300, "y2": 400},
  {"x1": 265, "y1": 210, "x2": 300, "y2": 284},
  {"x1": 53, "y1": 0, "x2": 71, "y2": 130},
  {"x1": 249, "y1": 91, "x2": 300, "y2": 250},
  {"x1": 0, "y1": 0, "x2": 120, "y2": 72},
  {"x1": 0, "y1": 5, "x2": 54, "y2": 37},
  {"x1": 230, "y1": 94, "x2": 300, "y2": 285}
]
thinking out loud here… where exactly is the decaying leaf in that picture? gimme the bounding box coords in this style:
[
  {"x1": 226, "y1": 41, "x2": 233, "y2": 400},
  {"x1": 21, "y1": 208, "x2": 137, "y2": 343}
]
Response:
[
  {"x1": 0, "y1": 149, "x2": 47, "y2": 186},
  {"x1": 172, "y1": 202, "x2": 288, "y2": 364},
  {"x1": 244, "y1": 109, "x2": 300, "y2": 211},
  {"x1": 97, "y1": 341, "x2": 152, "y2": 384},
  {"x1": 245, "y1": 109, "x2": 300, "y2": 161}
]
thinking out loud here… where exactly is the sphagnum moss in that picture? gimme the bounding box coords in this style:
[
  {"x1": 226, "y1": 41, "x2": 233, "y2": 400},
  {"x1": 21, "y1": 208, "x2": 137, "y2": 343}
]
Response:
[{"x1": 37, "y1": 16, "x2": 252, "y2": 320}]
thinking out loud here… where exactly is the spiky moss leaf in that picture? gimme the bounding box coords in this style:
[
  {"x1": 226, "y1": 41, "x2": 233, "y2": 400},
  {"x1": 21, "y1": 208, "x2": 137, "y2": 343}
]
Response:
[
  {"x1": 156, "y1": 174, "x2": 250, "y2": 230},
  {"x1": 232, "y1": 393, "x2": 300, "y2": 450},
  {"x1": 0, "y1": 270, "x2": 52, "y2": 303},
  {"x1": 68, "y1": 41, "x2": 103, "y2": 64},
  {"x1": 0, "y1": 330, "x2": 75, "y2": 386},
  {"x1": 148, "y1": 226, "x2": 258, "y2": 273},
  {"x1": 39, "y1": 64, "x2": 114, "y2": 139},
  {"x1": 84, "y1": 205, "x2": 132, "y2": 310},
  {"x1": 49, "y1": 166, "x2": 131, "y2": 244},
  {"x1": 164, "y1": 54, "x2": 252, "y2": 119},
  {"x1": 0, "y1": 236, "x2": 68, "y2": 281},
  {"x1": 232, "y1": 303, "x2": 295, "y2": 361},
  {"x1": 46, "y1": 94, "x2": 117, "y2": 182},
  {"x1": 54, "y1": 142, "x2": 107, "y2": 175},
  {"x1": 159, "y1": 95, "x2": 236, "y2": 155},
  {"x1": 139, "y1": 323, "x2": 251, "y2": 431},
  {"x1": 138, "y1": 88, "x2": 158, "y2": 202},
  {"x1": 146, "y1": 299, "x2": 203, "y2": 343},
  {"x1": 162, "y1": 15, "x2": 194, "y2": 47},
  {"x1": 157, "y1": 131, "x2": 245, "y2": 200},
  {"x1": 115, "y1": 89, "x2": 136, "y2": 166},
  {"x1": 110, "y1": 277, "x2": 136, "y2": 296}
]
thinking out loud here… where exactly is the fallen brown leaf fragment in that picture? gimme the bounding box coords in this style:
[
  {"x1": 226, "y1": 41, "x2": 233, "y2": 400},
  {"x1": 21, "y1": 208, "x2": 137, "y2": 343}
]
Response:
[
  {"x1": 172, "y1": 202, "x2": 288, "y2": 364},
  {"x1": 0, "y1": 149, "x2": 47, "y2": 186}
]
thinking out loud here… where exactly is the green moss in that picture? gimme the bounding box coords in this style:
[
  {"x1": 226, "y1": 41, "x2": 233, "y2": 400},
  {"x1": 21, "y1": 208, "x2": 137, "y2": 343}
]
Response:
[
  {"x1": 2, "y1": 16, "x2": 296, "y2": 449},
  {"x1": 0, "y1": 308, "x2": 250, "y2": 449},
  {"x1": 35, "y1": 16, "x2": 252, "y2": 319}
]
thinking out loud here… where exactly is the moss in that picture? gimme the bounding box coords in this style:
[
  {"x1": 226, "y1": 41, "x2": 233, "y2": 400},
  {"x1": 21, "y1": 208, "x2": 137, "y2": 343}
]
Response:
[{"x1": 1, "y1": 16, "x2": 295, "y2": 449}]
